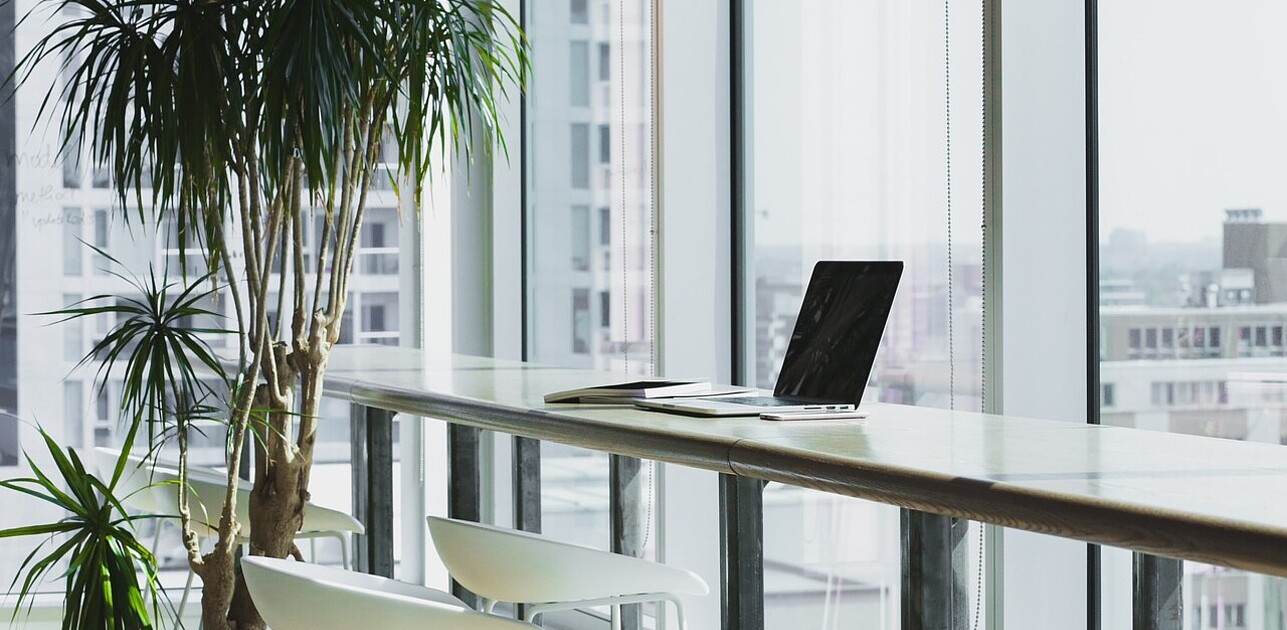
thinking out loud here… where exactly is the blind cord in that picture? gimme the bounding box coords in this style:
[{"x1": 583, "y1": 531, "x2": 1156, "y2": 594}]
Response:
[{"x1": 616, "y1": 0, "x2": 657, "y2": 556}]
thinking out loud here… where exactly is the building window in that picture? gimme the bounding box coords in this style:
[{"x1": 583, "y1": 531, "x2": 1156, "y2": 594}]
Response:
[
  {"x1": 598, "y1": 207, "x2": 611, "y2": 246},
  {"x1": 63, "y1": 293, "x2": 81, "y2": 362},
  {"x1": 63, "y1": 381, "x2": 83, "y2": 449},
  {"x1": 92, "y1": 208, "x2": 110, "y2": 276},
  {"x1": 364, "y1": 303, "x2": 387, "y2": 333},
  {"x1": 598, "y1": 42, "x2": 611, "y2": 81},
  {"x1": 572, "y1": 289, "x2": 590, "y2": 353},
  {"x1": 363, "y1": 222, "x2": 386, "y2": 248},
  {"x1": 570, "y1": 0, "x2": 588, "y2": 23},
  {"x1": 599, "y1": 290, "x2": 610, "y2": 327},
  {"x1": 1161, "y1": 327, "x2": 1173, "y2": 349},
  {"x1": 62, "y1": 208, "x2": 81, "y2": 276},
  {"x1": 570, "y1": 124, "x2": 590, "y2": 189},
  {"x1": 62, "y1": 136, "x2": 82, "y2": 189},
  {"x1": 91, "y1": 165, "x2": 110, "y2": 189},
  {"x1": 1102, "y1": 383, "x2": 1115, "y2": 408},
  {"x1": 571, "y1": 206, "x2": 590, "y2": 271},
  {"x1": 598, "y1": 124, "x2": 611, "y2": 164},
  {"x1": 1256, "y1": 325, "x2": 1268, "y2": 347},
  {"x1": 569, "y1": 41, "x2": 590, "y2": 107},
  {"x1": 1145, "y1": 328, "x2": 1157, "y2": 349},
  {"x1": 1275, "y1": 326, "x2": 1284, "y2": 346},
  {"x1": 1129, "y1": 328, "x2": 1141, "y2": 350}
]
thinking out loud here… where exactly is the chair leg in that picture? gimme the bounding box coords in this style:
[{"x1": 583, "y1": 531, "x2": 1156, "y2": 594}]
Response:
[
  {"x1": 338, "y1": 533, "x2": 350, "y2": 570},
  {"x1": 666, "y1": 595, "x2": 689, "y2": 630},
  {"x1": 177, "y1": 566, "x2": 196, "y2": 620}
]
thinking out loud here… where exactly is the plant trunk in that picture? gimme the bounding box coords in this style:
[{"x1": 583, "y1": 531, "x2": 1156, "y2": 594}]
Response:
[
  {"x1": 199, "y1": 546, "x2": 237, "y2": 630},
  {"x1": 227, "y1": 356, "x2": 325, "y2": 629}
]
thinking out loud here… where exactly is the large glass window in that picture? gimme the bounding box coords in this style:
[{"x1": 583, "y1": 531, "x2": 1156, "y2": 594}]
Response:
[
  {"x1": 1098, "y1": 2, "x2": 1287, "y2": 626},
  {"x1": 525, "y1": 0, "x2": 657, "y2": 625},
  {"x1": 744, "y1": 1, "x2": 985, "y2": 626}
]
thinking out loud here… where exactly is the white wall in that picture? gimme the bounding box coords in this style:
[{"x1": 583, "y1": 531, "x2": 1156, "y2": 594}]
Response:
[
  {"x1": 656, "y1": 0, "x2": 732, "y2": 628},
  {"x1": 999, "y1": 0, "x2": 1091, "y2": 627}
]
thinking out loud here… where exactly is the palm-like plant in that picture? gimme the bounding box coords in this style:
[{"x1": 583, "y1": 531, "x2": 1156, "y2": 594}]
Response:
[
  {"x1": 8, "y1": 1, "x2": 524, "y2": 628},
  {"x1": 0, "y1": 425, "x2": 168, "y2": 630}
]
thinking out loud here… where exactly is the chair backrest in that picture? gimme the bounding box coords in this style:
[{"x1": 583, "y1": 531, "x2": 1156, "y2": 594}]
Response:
[
  {"x1": 92, "y1": 447, "x2": 163, "y2": 514},
  {"x1": 138, "y1": 464, "x2": 363, "y2": 538},
  {"x1": 241, "y1": 557, "x2": 537, "y2": 630},
  {"x1": 427, "y1": 516, "x2": 709, "y2": 604}
]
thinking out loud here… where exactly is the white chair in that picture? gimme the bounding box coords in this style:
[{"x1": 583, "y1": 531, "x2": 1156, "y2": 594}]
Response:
[
  {"x1": 241, "y1": 556, "x2": 538, "y2": 629},
  {"x1": 93, "y1": 448, "x2": 364, "y2": 618},
  {"x1": 427, "y1": 515, "x2": 709, "y2": 629}
]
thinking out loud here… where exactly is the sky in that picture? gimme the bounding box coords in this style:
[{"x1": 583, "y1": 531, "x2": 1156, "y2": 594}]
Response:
[
  {"x1": 750, "y1": 0, "x2": 1287, "y2": 248},
  {"x1": 1098, "y1": 0, "x2": 1287, "y2": 242}
]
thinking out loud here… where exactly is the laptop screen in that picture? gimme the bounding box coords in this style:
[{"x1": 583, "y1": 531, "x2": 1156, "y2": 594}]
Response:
[{"x1": 773, "y1": 261, "x2": 904, "y2": 402}]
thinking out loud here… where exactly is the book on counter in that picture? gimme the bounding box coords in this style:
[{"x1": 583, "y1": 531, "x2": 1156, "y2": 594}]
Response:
[{"x1": 544, "y1": 380, "x2": 713, "y2": 404}]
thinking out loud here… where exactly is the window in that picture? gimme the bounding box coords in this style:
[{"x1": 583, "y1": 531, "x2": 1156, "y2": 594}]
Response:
[
  {"x1": 570, "y1": 0, "x2": 588, "y2": 24},
  {"x1": 63, "y1": 381, "x2": 83, "y2": 449},
  {"x1": 91, "y1": 165, "x2": 110, "y2": 189},
  {"x1": 1129, "y1": 328, "x2": 1141, "y2": 350},
  {"x1": 92, "y1": 208, "x2": 109, "y2": 276},
  {"x1": 364, "y1": 304, "x2": 386, "y2": 333},
  {"x1": 598, "y1": 290, "x2": 610, "y2": 327},
  {"x1": 598, "y1": 124, "x2": 611, "y2": 164},
  {"x1": 571, "y1": 205, "x2": 590, "y2": 271},
  {"x1": 62, "y1": 207, "x2": 81, "y2": 276},
  {"x1": 62, "y1": 136, "x2": 81, "y2": 188},
  {"x1": 598, "y1": 43, "x2": 611, "y2": 81},
  {"x1": 1099, "y1": 2, "x2": 1287, "y2": 622},
  {"x1": 743, "y1": 0, "x2": 984, "y2": 626},
  {"x1": 1102, "y1": 383, "x2": 1115, "y2": 408},
  {"x1": 63, "y1": 293, "x2": 81, "y2": 362},
  {"x1": 363, "y1": 223, "x2": 386, "y2": 248},
  {"x1": 571, "y1": 289, "x2": 590, "y2": 353},
  {"x1": 569, "y1": 42, "x2": 590, "y2": 107},
  {"x1": 570, "y1": 124, "x2": 590, "y2": 189},
  {"x1": 1145, "y1": 328, "x2": 1158, "y2": 349},
  {"x1": 525, "y1": 0, "x2": 656, "y2": 594}
]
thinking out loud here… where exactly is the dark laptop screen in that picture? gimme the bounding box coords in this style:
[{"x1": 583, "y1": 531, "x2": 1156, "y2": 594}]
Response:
[{"x1": 773, "y1": 261, "x2": 903, "y2": 402}]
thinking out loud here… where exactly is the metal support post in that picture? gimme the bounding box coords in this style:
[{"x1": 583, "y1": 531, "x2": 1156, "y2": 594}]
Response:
[
  {"x1": 449, "y1": 424, "x2": 482, "y2": 607},
  {"x1": 350, "y1": 405, "x2": 395, "y2": 578},
  {"x1": 513, "y1": 436, "x2": 542, "y2": 534},
  {"x1": 513, "y1": 435, "x2": 542, "y2": 621},
  {"x1": 719, "y1": 474, "x2": 764, "y2": 630},
  {"x1": 611, "y1": 454, "x2": 645, "y2": 630},
  {"x1": 901, "y1": 510, "x2": 969, "y2": 630},
  {"x1": 1134, "y1": 553, "x2": 1183, "y2": 630}
]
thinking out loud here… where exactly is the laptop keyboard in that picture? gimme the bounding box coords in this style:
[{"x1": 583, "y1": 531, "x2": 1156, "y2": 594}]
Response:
[{"x1": 715, "y1": 396, "x2": 820, "y2": 407}]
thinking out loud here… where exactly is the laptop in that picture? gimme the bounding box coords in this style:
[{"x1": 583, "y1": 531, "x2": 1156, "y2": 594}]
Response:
[{"x1": 635, "y1": 260, "x2": 902, "y2": 417}]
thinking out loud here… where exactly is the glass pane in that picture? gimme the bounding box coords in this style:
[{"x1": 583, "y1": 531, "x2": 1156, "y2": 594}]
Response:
[
  {"x1": 1099, "y1": 2, "x2": 1287, "y2": 627},
  {"x1": 746, "y1": 0, "x2": 985, "y2": 626},
  {"x1": 525, "y1": 0, "x2": 657, "y2": 623}
]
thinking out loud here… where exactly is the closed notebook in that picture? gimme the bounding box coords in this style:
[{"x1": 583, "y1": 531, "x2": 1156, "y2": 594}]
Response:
[{"x1": 544, "y1": 380, "x2": 711, "y2": 404}]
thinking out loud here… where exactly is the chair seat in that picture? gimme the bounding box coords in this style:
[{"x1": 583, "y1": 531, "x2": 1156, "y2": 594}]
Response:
[
  {"x1": 426, "y1": 516, "x2": 709, "y2": 605},
  {"x1": 242, "y1": 557, "x2": 538, "y2": 630}
]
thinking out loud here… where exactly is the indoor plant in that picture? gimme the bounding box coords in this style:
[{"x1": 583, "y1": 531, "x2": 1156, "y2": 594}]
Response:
[{"x1": 6, "y1": 1, "x2": 524, "y2": 627}]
